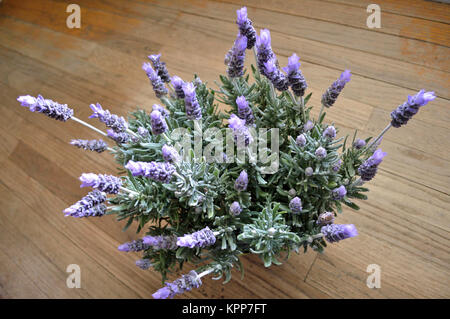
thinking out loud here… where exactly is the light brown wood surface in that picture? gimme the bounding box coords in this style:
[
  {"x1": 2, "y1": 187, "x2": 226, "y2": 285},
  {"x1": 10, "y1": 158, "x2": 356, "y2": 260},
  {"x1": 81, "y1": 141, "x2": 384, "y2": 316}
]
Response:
[{"x1": 0, "y1": 0, "x2": 449, "y2": 299}]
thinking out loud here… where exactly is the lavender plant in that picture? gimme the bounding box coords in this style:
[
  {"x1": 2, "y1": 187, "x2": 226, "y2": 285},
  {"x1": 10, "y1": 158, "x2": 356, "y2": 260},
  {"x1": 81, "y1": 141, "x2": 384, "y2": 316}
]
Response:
[{"x1": 16, "y1": 7, "x2": 436, "y2": 298}]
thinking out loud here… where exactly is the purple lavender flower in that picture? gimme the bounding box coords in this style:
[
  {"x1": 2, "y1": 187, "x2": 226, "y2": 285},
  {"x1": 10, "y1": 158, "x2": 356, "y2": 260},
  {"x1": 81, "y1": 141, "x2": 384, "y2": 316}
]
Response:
[
  {"x1": 63, "y1": 190, "x2": 107, "y2": 217},
  {"x1": 390, "y1": 90, "x2": 436, "y2": 128},
  {"x1": 323, "y1": 126, "x2": 336, "y2": 140},
  {"x1": 321, "y1": 224, "x2": 358, "y2": 243},
  {"x1": 264, "y1": 59, "x2": 289, "y2": 91},
  {"x1": 162, "y1": 144, "x2": 180, "y2": 163},
  {"x1": 125, "y1": 160, "x2": 175, "y2": 183},
  {"x1": 315, "y1": 147, "x2": 327, "y2": 160},
  {"x1": 358, "y1": 149, "x2": 387, "y2": 181},
  {"x1": 171, "y1": 76, "x2": 185, "y2": 99},
  {"x1": 317, "y1": 212, "x2": 335, "y2": 225},
  {"x1": 236, "y1": 96, "x2": 254, "y2": 125},
  {"x1": 107, "y1": 129, "x2": 131, "y2": 144},
  {"x1": 296, "y1": 134, "x2": 306, "y2": 147},
  {"x1": 256, "y1": 29, "x2": 275, "y2": 77},
  {"x1": 305, "y1": 167, "x2": 314, "y2": 176},
  {"x1": 136, "y1": 259, "x2": 152, "y2": 270},
  {"x1": 227, "y1": 34, "x2": 247, "y2": 78},
  {"x1": 137, "y1": 127, "x2": 149, "y2": 137},
  {"x1": 150, "y1": 110, "x2": 168, "y2": 135},
  {"x1": 236, "y1": 7, "x2": 256, "y2": 49},
  {"x1": 354, "y1": 138, "x2": 366, "y2": 149},
  {"x1": 332, "y1": 185, "x2": 347, "y2": 200},
  {"x1": 70, "y1": 139, "x2": 108, "y2": 153},
  {"x1": 143, "y1": 235, "x2": 178, "y2": 250},
  {"x1": 143, "y1": 62, "x2": 168, "y2": 98},
  {"x1": 152, "y1": 104, "x2": 169, "y2": 117},
  {"x1": 321, "y1": 70, "x2": 352, "y2": 108},
  {"x1": 118, "y1": 239, "x2": 149, "y2": 252},
  {"x1": 17, "y1": 94, "x2": 73, "y2": 121},
  {"x1": 234, "y1": 169, "x2": 249, "y2": 191},
  {"x1": 230, "y1": 201, "x2": 242, "y2": 216},
  {"x1": 89, "y1": 103, "x2": 128, "y2": 133},
  {"x1": 148, "y1": 54, "x2": 170, "y2": 83},
  {"x1": 303, "y1": 120, "x2": 314, "y2": 132},
  {"x1": 79, "y1": 173, "x2": 122, "y2": 194},
  {"x1": 332, "y1": 159, "x2": 342, "y2": 172},
  {"x1": 177, "y1": 227, "x2": 216, "y2": 248},
  {"x1": 182, "y1": 82, "x2": 202, "y2": 120},
  {"x1": 152, "y1": 270, "x2": 202, "y2": 299},
  {"x1": 283, "y1": 54, "x2": 307, "y2": 97},
  {"x1": 289, "y1": 197, "x2": 302, "y2": 214},
  {"x1": 228, "y1": 114, "x2": 253, "y2": 146}
]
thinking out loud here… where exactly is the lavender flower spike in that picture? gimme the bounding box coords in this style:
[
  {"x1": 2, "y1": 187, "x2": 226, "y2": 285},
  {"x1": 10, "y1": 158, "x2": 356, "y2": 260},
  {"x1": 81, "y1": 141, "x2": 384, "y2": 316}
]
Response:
[
  {"x1": 162, "y1": 144, "x2": 180, "y2": 163},
  {"x1": 142, "y1": 62, "x2": 168, "y2": 98},
  {"x1": 182, "y1": 82, "x2": 202, "y2": 120},
  {"x1": 303, "y1": 120, "x2": 314, "y2": 132},
  {"x1": 236, "y1": 96, "x2": 254, "y2": 125},
  {"x1": 264, "y1": 59, "x2": 289, "y2": 91},
  {"x1": 150, "y1": 110, "x2": 168, "y2": 135},
  {"x1": 227, "y1": 34, "x2": 247, "y2": 78},
  {"x1": 332, "y1": 185, "x2": 347, "y2": 200},
  {"x1": 63, "y1": 190, "x2": 107, "y2": 217},
  {"x1": 228, "y1": 114, "x2": 253, "y2": 146},
  {"x1": 317, "y1": 212, "x2": 335, "y2": 225},
  {"x1": 321, "y1": 224, "x2": 358, "y2": 243},
  {"x1": 283, "y1": 54, "x2": 307, "y2": 97},
  {"x1": 148, "y1": 53, "x2": 170, "y2": 83},
  {"x1": 296, "y1": 134, "x2": 306, "y2": 147},
  {"x1": 323, "y1": 126, "x2": 336, "y2": 140},
  {"x1": 289, "y1": 197, "x2": 302, "y2": 214},
  {"x1": 315, "y1": 147, "x2": 327, "y2": 160},
  {"x1": 321, "y1": 70, "x2": 352, "y2": 108},
  {"x1": 358, "y1": 149, "x2": 387, "y2": 181},
  {"x1": 89, "y1": 103, "x2": 128, "y2": 133},
  {"x1": 137, "y1": 127, "x2": 149, "y2": 137},
  {"x1": 70, "y1": 139, "x2": 108, "y2": 153},
  {"x1": 177, "y1": 227, "x2": 216, "y2": 248},
  {"x1": 136, "y1": 259, "x2": 152, "y2": 270},
  {"x1": 152, "y1": 270, "x2": 202, "y2": 299},
  {"x1": 107, "y1": 129, "x2": 131, "y2": 144},
  {"x1": 256, "y1": 29, "x2": 275, "y2": 77},
  {"x1": 118, "y1": 239, "x2": 149, "y2": 252},
  {"x1": 143, "y1": 235, "x2": 178, "y2": 250},
  {"x1": 234, "y1": 169, "x2": 249, "y2": 191},
  {"x1": 354, "y1": 138, "x2": 366, "y2": 149},
  {"x1": 171, "y1": 76, "x2": 185, "y2": 99},
  {"x1": 390, "y1": 90, "x2": 436, "y2": 128},
  {"x1": 125, "y1": 160, "x2": 175, "y2": 183},
  {"x1": 17, "y1": 94, "x2": 73, "y2": 121},
  {"x1": 230, "y1": 201, "x2": 242, "y2": 216},
  {"x1": 152, "y1": 104, "x2": 169, "y2": 117},
  {"x1": 79, "y1": 173, "x2": 122, "y2": 194},
  {"x1": 236, "y1": 7, "x2": 256, "y2": 49}
]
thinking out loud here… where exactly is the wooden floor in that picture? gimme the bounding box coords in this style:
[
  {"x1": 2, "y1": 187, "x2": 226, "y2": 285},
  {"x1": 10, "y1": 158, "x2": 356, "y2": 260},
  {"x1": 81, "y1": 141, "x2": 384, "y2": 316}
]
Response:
[{"x1": 0, "y1": 0, "x2": 449, "y2": 299}]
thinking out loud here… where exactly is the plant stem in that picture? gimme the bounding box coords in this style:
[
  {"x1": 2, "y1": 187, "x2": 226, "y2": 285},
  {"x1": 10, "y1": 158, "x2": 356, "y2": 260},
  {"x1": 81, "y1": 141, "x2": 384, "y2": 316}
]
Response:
[
  {"x1": 126, "y1": 128, "x2": 139, "y2": 138},
  {"x1": 252, "y1": 47, "x2": 260, "y2": 76},
  {"x1": 318, "y1": 104, "x2": 325, "y2": 122},
  {"x1": 365, "y1": 123, "x2": 392, "y2": 152},
  {"x1": 71, "y1": 116, "x2": 108, "y2": 137},
  {"x1": 119, "y1": 186, "x2": 139, "y2": 196},
  {"x1": 197, "y1": 268, "x2": 215, "y2": 279}
]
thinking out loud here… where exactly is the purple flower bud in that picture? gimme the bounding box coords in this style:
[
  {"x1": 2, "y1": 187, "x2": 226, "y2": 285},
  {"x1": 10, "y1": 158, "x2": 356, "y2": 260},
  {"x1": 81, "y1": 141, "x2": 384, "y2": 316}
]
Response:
[
  {"x1": 303, "y1": 120, "x2": 314, "y2": 132},
  {"x1": 89, "y1": 103, "x2": 128, "y2": 133},
  {"x1": 171, "y1": 76, "x2": 185, "y2": 99},
  {"x1": 358, "y1": 149, "x2": 387, "y2": 181},
  {"x1": 162, "y1": 144, "x2": 180, "y2": 163},
  {"x1": 70, "y1": 139, "x2": 108, "y2": 153},
  {"x1": 143, "y1": 235, "x2": 178, "y2": 250},
  {"x1": 79, "y1": 173, "x2": 122, "y2": 194},
  {"x1": 234, "y1": 170, "x2": 248, "y2": 191},
  {"x1": 227, "y1": 34, "x2": 247, "y2": 78},
  {"x1": 148, "y1": 53, "x2": 170, "y2": 83},
  {"x1": 390, "y1": 90, "x2": 436, "y2": 128},
  {"x1": 143, "y1": 62, "x2": 168, "y2": 98},
  {"x1": 136, "y1": 259, "x2": 152, "y2": 270},
  {"x1": 236, "y1": 7, "x2": 256, "y2": 49},
  {"x1": 321, "y1": 70, "x2": 351, "y2": 108},
  {"x1": 332, "y1": 185, "x2": 347, "y2": 200},
  {"x1": 236, "y1": 96, "x2": 254, "y2": 125},
  {"x1": 296, "y1": 134, "x2": 306, "y2": 147},
  {"x1": 63, "y1": 190, "x2": 107, "y2": 218},
  {"x1": 228, "y1": 114, "x2": 253, "y2": 146},
  {"x1": 152, "y1": 270, "x2": 202, "y2": 299},
  {"x1": 305, "y1": 167, "x2": 314, "y2": 176},
  {"x1": 264, "y1": 59, "x2": 289, "y2": 91},
  {"x1": 118, "y1": 239, "x2": 149, "y2": 252},
  {"x1": 321, "y1": 224, "x2": 358, "y2": 243},
  {"x1": 317, "y1": 212, "x2": 335, "y2": 225},
  {"x1": 230, "y1": 201, "x2": 242, "y2": 216},
  {"x1": 17, "y1": 94, "x2": 74, "y2": 121},
  {"x1": 125, "y1": 160, "x2": 175, "y2": 183},
  {"x1": 332, "y1": 159, "x2": 342, "y2": 172},
  {"x1": 289, "y1": 197, "x2": 302, "y2": 214},
  {"x1": 354, "y1": 138, "x2": 366, "y2": 149},
  {"x1": 177, "y1": 227, "x2": 216, "y2": 248},
  {"x1": 315, "y1": 147, "x2": 327, "y2": 159},
  {"x1": 256, "y1": 29, "x2": 275, "y2": 77},
  {"x1": 182, "y1": 82, "x2": 202, "y2": 120},
  {"x1": 137, "y1": 127, "x2": 149, "y2": 137},
  {"x1": 323, "y1": 126, "x2": 336, "y2": 139},
  {"x1": 107, "y1": 129, "x2": 131, "y2": 144},
  {"x1": 282, "y1": 54, "x2": 307, "y2": 97},
  {"x1": 150, "y1": 110, "x2": 168, "y2": 135}
]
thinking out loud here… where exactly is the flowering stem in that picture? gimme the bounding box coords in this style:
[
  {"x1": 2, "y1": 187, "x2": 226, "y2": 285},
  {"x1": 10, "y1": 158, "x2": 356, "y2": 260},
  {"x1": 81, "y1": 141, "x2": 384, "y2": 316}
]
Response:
[
  {"x1": 350, "y1": 177, "x2": 364, "y2": 187},
  {"x1": 197, "y1": 268, "x2": 215, "y2": 279},
  {"x1": 107, "y1": 147, "x2": 115, "y2": 152},
  {"x1": 162, "y1": 132, "x2": 171, "y2": 143},
  {"x1": 318, "y1": 104, "x2": 325, "y2": 122},
  {"x1": 126, "y1": 128, "x2": 139, "y2": 138},
  {"x1": 71, "y1": 116, "x2": 108, "y2": 137},
  {"x1": 252, "y1": 47, "x2": 260, "y2": 77},
  {"x1": 300, "y1": 96, "x2": 306, "y2": 122},
  {"x1": 365, "y1": 123, "x2": 392, "y2": 152},
  {"x1": 119, "y1": 186, "x2": 139, "y2": 196}
]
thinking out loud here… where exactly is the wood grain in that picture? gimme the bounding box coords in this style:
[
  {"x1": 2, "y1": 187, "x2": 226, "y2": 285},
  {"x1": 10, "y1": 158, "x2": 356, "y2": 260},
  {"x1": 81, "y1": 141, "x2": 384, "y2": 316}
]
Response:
[{"x1": 0, "y1": 0, "x2": 448, "y2": 299}]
